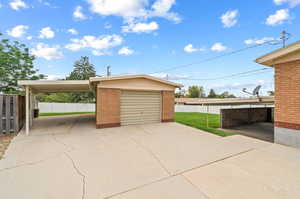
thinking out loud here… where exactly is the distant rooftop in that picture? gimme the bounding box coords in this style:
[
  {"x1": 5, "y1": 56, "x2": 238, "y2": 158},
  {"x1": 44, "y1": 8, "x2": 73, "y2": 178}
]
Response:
[{"x1": 175, "y1": 97, "x2": 274, "y2": 105}]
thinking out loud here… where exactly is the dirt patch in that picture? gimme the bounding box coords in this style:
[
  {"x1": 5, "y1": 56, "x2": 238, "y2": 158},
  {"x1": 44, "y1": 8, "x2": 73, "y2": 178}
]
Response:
[{"x1": 0, "y1": 133, "x2": 17, "y2": 160}]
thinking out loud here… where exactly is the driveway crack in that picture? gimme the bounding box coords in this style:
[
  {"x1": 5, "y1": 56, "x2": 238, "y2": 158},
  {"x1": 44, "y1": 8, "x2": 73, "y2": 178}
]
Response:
[
  {"x1": 0, "y1": 153, "x2": 63, "y2": 172},
  {"x1": 129, "y1": 136, "x2": 171, "y2": 176},
  {"x1": 64, "y1": 152, "x2": 86, "y2": 199},
  {"x1": 181, "y1": 174, "x2": 210, "y2": 199}
]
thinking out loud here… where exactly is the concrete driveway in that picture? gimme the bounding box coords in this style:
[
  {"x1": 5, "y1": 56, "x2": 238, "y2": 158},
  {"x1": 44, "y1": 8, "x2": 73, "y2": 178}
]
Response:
[{"x1": 0, "y1": 114, "x2": 299, "y2": 199}]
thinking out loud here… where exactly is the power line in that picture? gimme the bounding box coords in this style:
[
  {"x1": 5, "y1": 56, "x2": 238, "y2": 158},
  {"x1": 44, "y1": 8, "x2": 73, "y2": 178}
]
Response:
[
  {"x1": 225, "y1": 70, "x2": 273, "y2": 80},
  {"x1": 167, "y1": 68, "x2": 273, "y2": 81},
  {"x1": 148, "y1": 40, "x2": 280, "y2": 74},
  {"x1": 280, "y1": 30, "x2": 291, "y2": 48}
]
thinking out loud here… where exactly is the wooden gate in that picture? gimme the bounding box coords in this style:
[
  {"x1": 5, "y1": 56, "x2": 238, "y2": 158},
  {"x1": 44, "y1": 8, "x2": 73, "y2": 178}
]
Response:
[{"x1": 0, "y1": 95, "x2": 25, "y2": 134}]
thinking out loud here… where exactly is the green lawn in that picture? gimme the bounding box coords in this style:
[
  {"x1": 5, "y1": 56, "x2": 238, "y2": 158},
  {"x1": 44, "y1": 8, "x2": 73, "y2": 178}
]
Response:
[
  {"x1": 175, "y1": 112, "x2": 235, "y2": 137},
  {"x1": 39, "y1": 112, "x2": 95, "y2": 117}
]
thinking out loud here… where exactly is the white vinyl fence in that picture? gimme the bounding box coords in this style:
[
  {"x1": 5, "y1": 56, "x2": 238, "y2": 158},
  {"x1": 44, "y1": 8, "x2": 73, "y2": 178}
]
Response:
[
  {"x1": 175, "y1": 104, "x2": 274, "y2": 114},
  {"x1": 38, "y1": 102, "x2": 95, "y2": 113},
  {"x1": 38, "y1": 102, "x2": 274, "y2": 114}
]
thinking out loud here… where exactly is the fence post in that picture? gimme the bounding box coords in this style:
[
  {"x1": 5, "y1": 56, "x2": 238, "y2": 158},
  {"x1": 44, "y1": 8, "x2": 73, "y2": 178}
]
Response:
[
  {"x1": 0, "y1": 95, "x2": 3, "y2": 133},
  {"x1": 206, "y1": 105, "x2": 209, "y2": 128},
  {"x1": 25, "y1": 86, "x2": 30, "y2": 135},
  {"x1": 13, "y1": 95, "x2": 18, "y2": 133},
  {"x1": 6, "y1": 96, "x2": 10, "y2": 133}
]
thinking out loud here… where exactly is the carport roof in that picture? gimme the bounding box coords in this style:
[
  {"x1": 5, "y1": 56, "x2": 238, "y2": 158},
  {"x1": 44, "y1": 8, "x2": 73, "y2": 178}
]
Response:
[
  {"x1": 18, "y1": 80, "x2": 91, "y2": 93},
  {"x1": 18, "y1": 75, "x2": 182, "y2": 93}
]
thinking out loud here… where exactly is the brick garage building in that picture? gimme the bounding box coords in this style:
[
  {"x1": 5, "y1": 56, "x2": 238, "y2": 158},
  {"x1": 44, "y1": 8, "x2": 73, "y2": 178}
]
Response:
[
  {"x1": 256, "y1": 41, "x2": 300, "y2": 148},
  {"x1": 90, "y1": 75, "x2": 181, "y2": 128},
  {"x1": 18, "y1": 75, "x2": 181, "y2": 135}
]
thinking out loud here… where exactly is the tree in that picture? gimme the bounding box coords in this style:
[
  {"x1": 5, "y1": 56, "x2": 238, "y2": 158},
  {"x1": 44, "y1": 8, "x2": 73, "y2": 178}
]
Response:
[
  {"x1": 175, "y1": 88, "x2": 186, "y2": 98},
  {"x1": 67, "y1": 56, "x2": 96, "y2": 80},
  {"x1": 36, "y1": 93, "x2": 73, "y2": 103},
  {"x1": 188, "y1": 86, "x2": 205, "y2": 98},
  {"x1": 66, "y1": 56, "x2": 96, "y2": 103},
  {"x1": 207, "y1": 89, "x2": 217, "y2": 98},
  {"x1": 217, "y1": 91, "x2": 236, "y2": 98},
  {"x1": 175, "y1": 92, "x2": 183, "y2": 98},
  {"x1": 0, "y1": 33, "x2": 45, "y2": 94},
  {"x1": 268, "y1": 91, "x2": 274, "y2": 96}
]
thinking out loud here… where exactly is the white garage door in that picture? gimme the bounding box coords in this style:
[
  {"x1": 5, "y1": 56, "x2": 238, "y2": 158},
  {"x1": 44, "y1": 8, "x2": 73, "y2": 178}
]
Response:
[{"x1": 121, "y1": 90, "x2": 161, "y2": 125}]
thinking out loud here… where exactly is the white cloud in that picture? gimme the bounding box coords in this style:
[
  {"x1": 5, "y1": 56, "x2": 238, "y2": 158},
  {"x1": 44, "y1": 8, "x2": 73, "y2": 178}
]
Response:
[
  {"x1": 65, "y1": 34, "x2": 123, "y2": 53},
  {"x1": 37, "y1": 0, "x2": 57, "y2": 8},
  {"x1": 46, "y1": 74, "x2": 65, "y2": 80},
  {"x1": 86, "y1": 0, "x2": 181, "y2": 23},
  {"x1": 7, "y1": 25, "x2": 28, "y2": 38},
  {"x1": 150, "y1": 0, "x2": 181, "y2": 23},
  {"x1": 265, "y1": 9, "x2": 290, "y2": 26},
  {"x1": 67, "y1": 28, "x2": 78, "y2": 35},
  {"x1": 221, "y1": 9, "x2": 239, "y2": 28},
  {"x1": 118, "y1": 47, "x2": 134, "y2": 55},
  {"x1": 73, "y1": 5, "x2": 87, "y2": 20},
  {"x1": 26, "y1": 36, "x2": 32, "y2": 40},
  {"x1": 39, "y1": 27, "x2": 55, "y2": 39},
  {"x1": 244, "y1": 37, "x2": 276, "y2": 45},
  {"x1": 31, "y1": 43, "x2": 63, "y2": 60},
  {"x1": 273, "y1": 0, "x2": 300, "y2": 7},
  {"x1": 91, "y1": 50, "x2": 109, "y2": 56},
  {"x1": 122, "y1": 21, "x2": 159, "y2": 33},
  {"x1": 184, "y1": 44, "x2": 204, "y2": 53},
  {"x1": 211, "y1": 43, "x2": 227, "y2": 52},
  {"x1": 9, "y1": 0, "x2": 28, "y2": 10}
]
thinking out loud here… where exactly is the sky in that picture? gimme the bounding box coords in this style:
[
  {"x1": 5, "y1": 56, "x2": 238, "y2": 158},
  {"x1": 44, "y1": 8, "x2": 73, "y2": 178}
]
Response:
[{"x1": 1, "y1": 0, "x2": 300, "y2": 96}]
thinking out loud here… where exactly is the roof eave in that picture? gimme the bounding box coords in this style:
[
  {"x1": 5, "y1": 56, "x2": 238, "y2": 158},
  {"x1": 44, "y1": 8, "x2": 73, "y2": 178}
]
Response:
[
  {"x1": 255, "y1": 41, "x2": 300, "y2": 66},
  {"x1": 89, "y1": 75, "x2": 183, "y2": 88}
]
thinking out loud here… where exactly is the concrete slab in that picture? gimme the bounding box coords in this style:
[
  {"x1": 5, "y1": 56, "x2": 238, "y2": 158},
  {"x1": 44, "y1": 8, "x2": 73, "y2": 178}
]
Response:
[
  {"x1": 227, "y1": 122, "x2": 274, "y2": 143},
  {"x1": 110, "y1": 175, "x2": 209, "y2": 199},
  {"x1": 0, "y1": 154, "x2": 83, "y2": 199},
  {"x1": 184, "y1": 144, "x2": 300, "y2": 199},
  {"x1": 222, "y1": 134, "x2": 272, "y2": 149},
  {"x1": 0, "y1": 134, "x2": 69, "y2": 170},
  {"x1": 183, "y1": 162, "x2": 283, "y2": 199},
  {"x1": 130, "y1": 126, "x2": 269, "y2": 175},
  {"x1": 0, "y1": 114, "x2": 299, "y2": 199},
  {"x1": 66, "y1": 138, "x2": 169, "y2": 199}
]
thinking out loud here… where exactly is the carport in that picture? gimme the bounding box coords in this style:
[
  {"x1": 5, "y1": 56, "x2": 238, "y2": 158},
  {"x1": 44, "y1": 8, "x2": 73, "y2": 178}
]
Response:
[
  {"x1": 18, "y1": 80, "x2": 92, "y2": 135},
  {"x1": 18, "y1": 75, "x2": 181, "y2": 136}
]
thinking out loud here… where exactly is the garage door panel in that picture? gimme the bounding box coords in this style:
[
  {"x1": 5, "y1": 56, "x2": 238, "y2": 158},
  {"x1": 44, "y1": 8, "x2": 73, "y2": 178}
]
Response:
[{"x1": 121, "y1": 91, "x2": 161, "y2": 125}]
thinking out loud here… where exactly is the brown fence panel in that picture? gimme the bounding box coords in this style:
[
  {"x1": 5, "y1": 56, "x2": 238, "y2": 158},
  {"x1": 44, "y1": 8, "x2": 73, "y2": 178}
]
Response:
[
  {"x1": 0, "y1": 95, "x2": 25, "y2": 134},
  {"x1": 0, "y1": 95, "x2": 3, "y2": 133}
]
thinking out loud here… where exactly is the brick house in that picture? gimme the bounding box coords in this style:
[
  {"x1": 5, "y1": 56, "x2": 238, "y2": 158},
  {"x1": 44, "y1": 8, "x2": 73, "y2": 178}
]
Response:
[
  {"x1": 256, "y1": 41, "x2": 300, "y2": 148},
  {"x1": 18, "y1": 75, "x2": 182, "y2": 135}
]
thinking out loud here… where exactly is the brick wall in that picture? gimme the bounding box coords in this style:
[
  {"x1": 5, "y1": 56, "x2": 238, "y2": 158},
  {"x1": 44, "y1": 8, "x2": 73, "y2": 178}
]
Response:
[
  {"x1": 221, "y1": 108, "x2": 273, "y2": 129},
  {"x1": 275, "y1": 60, "x2": 300, "y2": 130},
  {"x1": 96, "y1": 88, "x2": 121, "y2": 128},
  {"x1": 161, "y1": 91, "x2": 175, "y2": 122}
]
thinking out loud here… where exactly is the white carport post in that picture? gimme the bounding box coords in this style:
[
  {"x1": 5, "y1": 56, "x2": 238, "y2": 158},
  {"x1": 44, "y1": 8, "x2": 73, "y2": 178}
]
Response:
[{"x1": 25, "y1": 85, "x2": 30, "y2": 136}]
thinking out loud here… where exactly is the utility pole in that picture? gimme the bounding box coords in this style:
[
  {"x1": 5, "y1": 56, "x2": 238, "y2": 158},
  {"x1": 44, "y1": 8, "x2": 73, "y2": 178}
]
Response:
[
  {"x1": 106, "y1": 65, "x2": 111, "y2": 77},
  {"x1": 280, "y1": 30, "x2": 291, "y2": 48}
]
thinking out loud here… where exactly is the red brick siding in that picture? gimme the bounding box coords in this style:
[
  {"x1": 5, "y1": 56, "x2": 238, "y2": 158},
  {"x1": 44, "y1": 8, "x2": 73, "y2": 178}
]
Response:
[
  {"x1": 161, "y1": 91, "x2": 175, "y2": 122},
  {"x1": 96, "y1": 88, "x2": 121, "y2": 128},
  {"x1": 275, "y1": 60, "x2": 300, "y2": 128}
]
